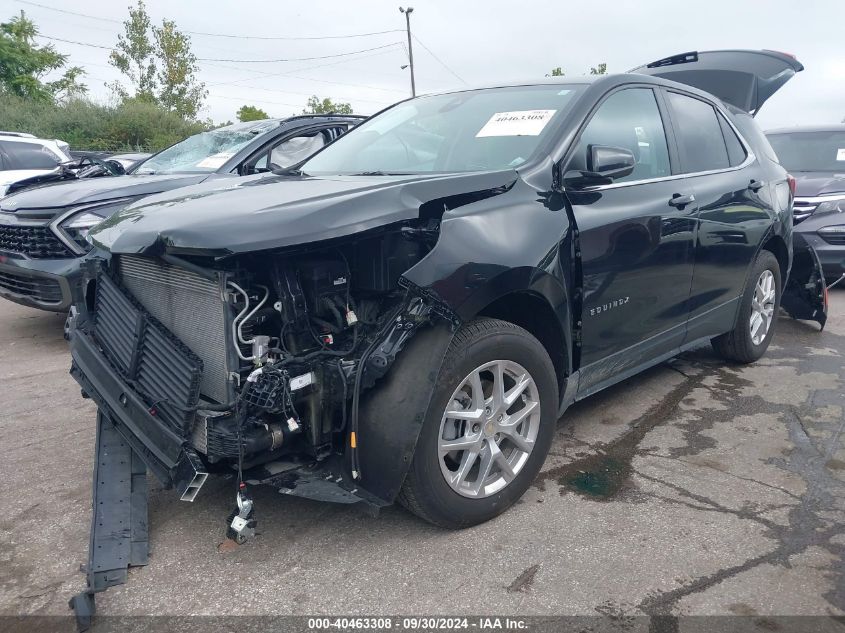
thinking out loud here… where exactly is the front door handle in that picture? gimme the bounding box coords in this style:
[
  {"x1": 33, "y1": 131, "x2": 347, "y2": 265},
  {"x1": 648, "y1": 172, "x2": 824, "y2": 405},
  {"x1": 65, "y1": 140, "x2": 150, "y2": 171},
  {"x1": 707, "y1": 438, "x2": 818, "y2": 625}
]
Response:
[{"x1": 668, "y1": 193, "x2": 695, "y2": 208}]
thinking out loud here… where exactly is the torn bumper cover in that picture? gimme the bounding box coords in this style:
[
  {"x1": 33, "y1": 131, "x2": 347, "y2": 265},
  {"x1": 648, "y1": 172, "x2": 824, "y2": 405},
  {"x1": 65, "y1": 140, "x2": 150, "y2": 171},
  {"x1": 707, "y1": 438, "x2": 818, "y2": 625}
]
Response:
[{"x1": 782, "y1": 232, "x2": 828, "y2": 329}]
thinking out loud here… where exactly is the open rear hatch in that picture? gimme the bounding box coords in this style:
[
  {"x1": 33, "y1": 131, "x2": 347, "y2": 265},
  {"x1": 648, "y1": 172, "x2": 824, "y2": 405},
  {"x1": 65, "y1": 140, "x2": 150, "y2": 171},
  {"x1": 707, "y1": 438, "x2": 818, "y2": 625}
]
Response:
[{"x1": 629, "y1": 49, "x2": 804, "y2": 114}]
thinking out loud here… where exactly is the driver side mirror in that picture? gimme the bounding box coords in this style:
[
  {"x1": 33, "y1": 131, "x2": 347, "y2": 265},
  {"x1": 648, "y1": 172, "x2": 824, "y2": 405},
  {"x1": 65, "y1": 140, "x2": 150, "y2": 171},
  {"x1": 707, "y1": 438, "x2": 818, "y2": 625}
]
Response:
[
  {"x1": 564, "y1": 144, "x2": 636, "y2": 187},
  {"x1": 104, "y1": 159, "x2": 126, "y2": 175}
]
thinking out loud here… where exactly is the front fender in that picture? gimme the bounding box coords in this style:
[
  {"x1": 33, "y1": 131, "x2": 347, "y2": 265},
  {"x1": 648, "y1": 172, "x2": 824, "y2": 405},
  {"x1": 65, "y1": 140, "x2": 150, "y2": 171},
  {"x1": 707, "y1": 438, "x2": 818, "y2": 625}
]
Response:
[{"x1": 356, "y1": 323, "x2": 455, "y2": 503}]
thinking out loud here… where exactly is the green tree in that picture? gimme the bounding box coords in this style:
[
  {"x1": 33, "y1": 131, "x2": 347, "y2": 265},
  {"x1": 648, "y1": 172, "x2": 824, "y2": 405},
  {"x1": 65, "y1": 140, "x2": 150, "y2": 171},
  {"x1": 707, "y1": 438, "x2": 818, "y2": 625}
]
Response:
[
  {"x1": 547, "y1": 66, "x2": 565, "y2": 77},
  {"x1": 236, "y1": 104, "x2": 269, "y2": 122},
  {"x1": 109, "y1": 1, "x2": 206, "y2": 119},
  {"x1": 0, "y1": 11, "x2": 86, "y2": 102},
  {"x1": 108, "y1": 1, "x2": 156, "y2": 102},
  {"x1": 152, "y1": 19, "x2": 206, "y2": 119},
  {"x1": 589, "y1": 63, "x2": 608, "y2": 75},
  {"x1": 303, "y1": 95, "x2": 353, "y2": 115}
]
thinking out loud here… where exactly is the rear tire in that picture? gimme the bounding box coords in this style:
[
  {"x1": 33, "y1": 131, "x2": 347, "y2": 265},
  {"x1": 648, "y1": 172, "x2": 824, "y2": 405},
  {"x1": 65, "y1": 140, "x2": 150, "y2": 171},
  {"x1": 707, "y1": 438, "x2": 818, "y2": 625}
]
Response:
[
  {"x1": 398, "y1": 318, "x2": 558, "y2": 529},
  {"x1": 711, "y1": 250, "x2": 781, "y2": 363}
]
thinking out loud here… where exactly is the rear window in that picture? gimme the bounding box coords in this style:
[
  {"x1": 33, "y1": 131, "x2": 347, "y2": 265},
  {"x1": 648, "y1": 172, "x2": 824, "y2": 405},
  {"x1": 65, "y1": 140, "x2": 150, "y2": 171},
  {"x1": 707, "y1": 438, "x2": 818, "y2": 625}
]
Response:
[
  {"x1": 766, "y1": 130, "x2": 845, "y2": 172},
  {"x1": 0, "y1": 140, "x2": 63, "y2": 170},
  {"x1": 666, "y1": 92, "x2": 729, "y2": 173}
]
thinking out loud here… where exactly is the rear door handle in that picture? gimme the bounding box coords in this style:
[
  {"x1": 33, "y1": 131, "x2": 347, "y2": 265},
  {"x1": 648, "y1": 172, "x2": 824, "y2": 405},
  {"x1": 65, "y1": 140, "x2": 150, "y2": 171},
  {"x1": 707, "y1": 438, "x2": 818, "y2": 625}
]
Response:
[
  {"x1": 748, "y1": 179, "x2": 765, "y2": 192},
  {"x1": 668, "y1": 193, "x2": 695, "y2": 208}
]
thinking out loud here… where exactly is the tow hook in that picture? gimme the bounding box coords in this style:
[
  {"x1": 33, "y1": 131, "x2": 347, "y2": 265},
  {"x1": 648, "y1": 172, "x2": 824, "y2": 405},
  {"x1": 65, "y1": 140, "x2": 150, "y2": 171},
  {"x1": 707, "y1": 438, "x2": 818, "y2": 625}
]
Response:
[{"x1": 226, "y1": 485, "x2": 256, "y2": 544}]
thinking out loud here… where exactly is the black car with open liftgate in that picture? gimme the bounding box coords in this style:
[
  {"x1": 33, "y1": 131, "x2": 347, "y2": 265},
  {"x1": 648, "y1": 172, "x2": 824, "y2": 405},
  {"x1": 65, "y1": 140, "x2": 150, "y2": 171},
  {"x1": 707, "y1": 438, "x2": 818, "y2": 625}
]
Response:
[
  {"x1": 0, "y1": 114, "x2": 362, "y2": 312},
  {"x1": 65, "y1": 50, "x2": 827, "y2": 625}
]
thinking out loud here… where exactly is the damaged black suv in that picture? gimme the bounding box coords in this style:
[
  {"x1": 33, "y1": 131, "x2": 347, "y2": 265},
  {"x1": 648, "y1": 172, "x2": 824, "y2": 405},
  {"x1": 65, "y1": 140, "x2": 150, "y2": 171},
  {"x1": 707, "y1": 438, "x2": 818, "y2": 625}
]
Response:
[{"x1": 67, "y1": 49, "x2": 824, "y2": 622}]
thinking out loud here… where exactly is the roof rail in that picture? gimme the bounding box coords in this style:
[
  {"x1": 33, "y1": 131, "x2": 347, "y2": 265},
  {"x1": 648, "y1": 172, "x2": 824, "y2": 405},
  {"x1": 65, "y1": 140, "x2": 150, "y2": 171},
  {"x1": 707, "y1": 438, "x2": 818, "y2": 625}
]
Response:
[{"x1": 282, "y1": 113, "x2": 368, "y2": 122}]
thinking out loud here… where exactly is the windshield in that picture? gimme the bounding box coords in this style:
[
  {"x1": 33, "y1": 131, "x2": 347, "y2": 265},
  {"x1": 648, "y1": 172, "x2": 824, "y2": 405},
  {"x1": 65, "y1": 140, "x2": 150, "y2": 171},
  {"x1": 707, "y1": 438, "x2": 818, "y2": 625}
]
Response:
[
  {"x1": 302, "y1": 85, "x2": 582, "y2": 175},
  {"x1": 133, "y1": 121, "x2": 276, "y2": 175},
  {"x1": 766, "y1": 130, "x2": 845, "y2": 172}
]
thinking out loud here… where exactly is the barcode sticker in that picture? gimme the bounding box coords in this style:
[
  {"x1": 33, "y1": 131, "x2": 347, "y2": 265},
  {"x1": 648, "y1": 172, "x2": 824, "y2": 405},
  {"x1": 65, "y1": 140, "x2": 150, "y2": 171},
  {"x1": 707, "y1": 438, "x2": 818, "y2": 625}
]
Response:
[{"x1": 476, "y1": 110, "x2": 557, "y2": 137}]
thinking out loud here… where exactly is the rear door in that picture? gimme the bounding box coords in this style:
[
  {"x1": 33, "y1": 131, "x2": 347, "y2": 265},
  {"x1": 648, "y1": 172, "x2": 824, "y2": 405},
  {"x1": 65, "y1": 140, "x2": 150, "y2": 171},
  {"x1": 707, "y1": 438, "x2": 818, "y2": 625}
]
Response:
[
  {"x1": 630, "y1": 50, "x2": 803, "y2": 115},
  {"x1": 565, "y1": 86, "x2": 697, "y2": 396},
  {"x1": 660, "y1": 88, "x2": 773, "y2": 344}
]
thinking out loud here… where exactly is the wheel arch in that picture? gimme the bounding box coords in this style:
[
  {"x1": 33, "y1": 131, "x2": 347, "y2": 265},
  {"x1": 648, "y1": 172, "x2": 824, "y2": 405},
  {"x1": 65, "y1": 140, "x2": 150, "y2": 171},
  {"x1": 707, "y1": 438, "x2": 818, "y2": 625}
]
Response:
[
  {"x1": 761, "y1": 233, "x2": 789, "y2": 283},
  {"x1": 475, "y1": 286, "x2": 570, "y2": 397}
]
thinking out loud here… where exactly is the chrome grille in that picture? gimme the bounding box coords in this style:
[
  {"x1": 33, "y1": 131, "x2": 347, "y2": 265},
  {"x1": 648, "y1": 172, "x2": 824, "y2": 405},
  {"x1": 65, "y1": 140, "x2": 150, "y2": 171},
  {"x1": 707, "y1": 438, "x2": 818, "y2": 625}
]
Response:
[
  {"x1": 792, "y1": 197, "x2": 818, "y2": 225},
  {"x1": 116, "y1": 255, "x2": 231, "y2": 403}
]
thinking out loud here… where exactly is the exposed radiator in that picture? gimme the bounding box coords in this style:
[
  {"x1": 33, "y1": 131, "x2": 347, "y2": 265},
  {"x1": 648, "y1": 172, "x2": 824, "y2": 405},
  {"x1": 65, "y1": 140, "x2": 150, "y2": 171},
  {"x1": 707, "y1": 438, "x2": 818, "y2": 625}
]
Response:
[
  {"x1": 116, "y1": 255, "x2": 231, "y2": 404},
  {"x1": 94, "y1": 273, "x2": 202, "y2": 434}
]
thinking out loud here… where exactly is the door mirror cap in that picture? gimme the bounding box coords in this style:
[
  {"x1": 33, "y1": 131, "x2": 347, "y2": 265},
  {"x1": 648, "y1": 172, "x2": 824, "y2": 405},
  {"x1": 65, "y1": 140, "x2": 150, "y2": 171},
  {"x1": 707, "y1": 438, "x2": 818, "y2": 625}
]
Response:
[{"x1": 564, "y1": 145, "x2": 636, "y2": 188}]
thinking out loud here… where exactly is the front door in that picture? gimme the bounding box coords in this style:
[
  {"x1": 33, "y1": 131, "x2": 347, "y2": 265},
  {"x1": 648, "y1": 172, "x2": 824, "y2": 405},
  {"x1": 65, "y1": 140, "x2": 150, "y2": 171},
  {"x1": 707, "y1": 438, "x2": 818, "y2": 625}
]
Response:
[{"x1": 564, "y1": 86, "x2": 697, "y2": 396}]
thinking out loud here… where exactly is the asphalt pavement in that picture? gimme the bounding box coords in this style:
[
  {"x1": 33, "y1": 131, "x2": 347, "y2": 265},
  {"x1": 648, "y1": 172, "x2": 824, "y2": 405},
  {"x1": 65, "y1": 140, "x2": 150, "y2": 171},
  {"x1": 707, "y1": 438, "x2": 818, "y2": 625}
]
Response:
[{"x1": 0, "y1": 290, "x2": 842, "y2": 625}]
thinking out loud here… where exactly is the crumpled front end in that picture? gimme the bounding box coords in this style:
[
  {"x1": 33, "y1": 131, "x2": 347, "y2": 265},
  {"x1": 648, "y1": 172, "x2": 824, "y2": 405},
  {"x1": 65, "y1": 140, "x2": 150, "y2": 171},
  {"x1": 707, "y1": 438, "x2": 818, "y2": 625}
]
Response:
[{"x1": 68, "y1": 226, "x2": 458, "y2": 504}]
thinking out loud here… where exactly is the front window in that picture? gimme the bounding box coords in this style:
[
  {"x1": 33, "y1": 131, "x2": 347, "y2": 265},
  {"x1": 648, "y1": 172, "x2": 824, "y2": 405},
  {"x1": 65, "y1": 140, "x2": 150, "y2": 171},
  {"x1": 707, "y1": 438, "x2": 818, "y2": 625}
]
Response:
[
  {"x1": 766, "y1": 130, "x2": 845, "y2": 173},
  {"x1": 302, "y1": 85, "x2": 583, "y2": 175},
  {"x1": 133, "y1": 121, "x2": 278, "y2": 175}
]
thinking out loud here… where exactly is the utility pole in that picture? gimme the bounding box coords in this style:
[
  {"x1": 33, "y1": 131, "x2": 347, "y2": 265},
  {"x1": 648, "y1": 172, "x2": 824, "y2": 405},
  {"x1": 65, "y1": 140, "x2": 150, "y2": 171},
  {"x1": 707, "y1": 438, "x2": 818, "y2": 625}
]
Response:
[{"x1": 399, "y1": 6, "x2": 416, "y2": 97}]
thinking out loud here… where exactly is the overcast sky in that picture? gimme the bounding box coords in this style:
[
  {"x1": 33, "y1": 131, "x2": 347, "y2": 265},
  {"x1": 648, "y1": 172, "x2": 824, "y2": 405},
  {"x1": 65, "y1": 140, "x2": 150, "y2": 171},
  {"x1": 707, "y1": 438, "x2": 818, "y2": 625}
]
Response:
[{"x1": 9, "y1": 0, "x2": 845, "y2": 130}]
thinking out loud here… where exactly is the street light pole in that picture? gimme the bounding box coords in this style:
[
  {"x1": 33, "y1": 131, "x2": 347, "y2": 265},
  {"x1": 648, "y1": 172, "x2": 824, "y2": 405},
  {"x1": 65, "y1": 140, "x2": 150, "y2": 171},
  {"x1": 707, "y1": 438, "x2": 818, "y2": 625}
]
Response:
[{"x1": 399, "y1": 6, "x2": 416, "y2": 97}]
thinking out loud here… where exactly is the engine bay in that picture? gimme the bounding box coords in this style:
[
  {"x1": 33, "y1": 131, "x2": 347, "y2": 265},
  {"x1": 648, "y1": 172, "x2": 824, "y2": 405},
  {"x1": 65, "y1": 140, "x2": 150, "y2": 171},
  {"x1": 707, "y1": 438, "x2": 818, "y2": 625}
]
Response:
[{"x1": 174, "y1": 221, "x2": 445, "y2": 475}]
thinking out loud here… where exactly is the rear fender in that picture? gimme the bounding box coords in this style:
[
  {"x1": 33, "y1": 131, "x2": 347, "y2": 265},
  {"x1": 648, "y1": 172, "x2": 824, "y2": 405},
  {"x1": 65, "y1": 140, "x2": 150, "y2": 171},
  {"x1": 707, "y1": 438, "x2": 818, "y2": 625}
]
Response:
[{"x1": 782, "y1": 232, "x2": 828, "y2": 329}]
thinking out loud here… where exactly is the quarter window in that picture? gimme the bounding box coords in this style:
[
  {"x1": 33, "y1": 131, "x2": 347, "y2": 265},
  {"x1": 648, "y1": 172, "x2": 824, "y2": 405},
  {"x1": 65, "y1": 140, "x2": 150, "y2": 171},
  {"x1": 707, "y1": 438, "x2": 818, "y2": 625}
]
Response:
[
  {"x1": 718, "y1": 114, "x2": 747, "y2": 167},
  {"x1": 568, "y1": 88, "x2": 671, "y2": 183},
  {"x1": 666, "y1": 92, "x2": 730, "y2": 173}
]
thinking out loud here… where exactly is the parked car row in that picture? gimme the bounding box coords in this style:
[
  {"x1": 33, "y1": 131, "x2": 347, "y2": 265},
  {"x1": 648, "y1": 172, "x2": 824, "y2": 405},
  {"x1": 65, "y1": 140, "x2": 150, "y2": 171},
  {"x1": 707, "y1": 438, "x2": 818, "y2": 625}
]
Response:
[
  {"x1": 0, "y1": 50, "x2": 835, "y2": 629},
  {"x1": 0, "y1": 131, "x2": 73, "y2": 197},
  {"x1": 0, "y1": 114, "x2": 362, "y2": 311}
]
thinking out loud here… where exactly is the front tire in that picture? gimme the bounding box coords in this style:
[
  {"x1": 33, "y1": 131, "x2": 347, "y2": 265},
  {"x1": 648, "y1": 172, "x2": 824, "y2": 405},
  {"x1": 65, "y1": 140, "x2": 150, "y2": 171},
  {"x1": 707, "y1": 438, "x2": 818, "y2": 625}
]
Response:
[
  {"x1": 398, "y1": 318, "x2": 558, "y2": 529},
  {"x1": 711, "y1": 250, "x2": 781, "y2": 363}
]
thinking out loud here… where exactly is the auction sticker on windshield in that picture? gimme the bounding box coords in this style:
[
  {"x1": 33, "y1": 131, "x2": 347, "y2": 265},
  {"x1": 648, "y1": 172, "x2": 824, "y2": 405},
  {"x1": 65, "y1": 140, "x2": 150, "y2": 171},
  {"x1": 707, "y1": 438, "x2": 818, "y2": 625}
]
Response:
[
  {"x1": 837, "y1": 148, "x2": 845, "y2": 161},
  {"x1": 476, "y1": 110, "x2": 556, "y2": 137},
  {"x1": 196, "y1": 152, "x2": 235, "y2": 169}
]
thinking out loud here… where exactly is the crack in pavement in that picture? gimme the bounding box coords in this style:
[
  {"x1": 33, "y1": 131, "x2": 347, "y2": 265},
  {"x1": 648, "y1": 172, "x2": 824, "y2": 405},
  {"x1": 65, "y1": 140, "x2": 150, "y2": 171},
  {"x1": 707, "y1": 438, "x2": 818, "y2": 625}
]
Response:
[{"x1": 534, "y1": 319, "x2": 845, "y2": 622}]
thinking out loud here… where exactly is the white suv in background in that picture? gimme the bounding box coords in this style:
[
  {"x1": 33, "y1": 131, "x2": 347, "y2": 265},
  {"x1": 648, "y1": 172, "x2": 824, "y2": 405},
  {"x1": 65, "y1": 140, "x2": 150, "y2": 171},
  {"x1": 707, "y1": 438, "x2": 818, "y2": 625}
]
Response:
[{"x1": 0, "y1": 132, "x2": 72, "y2": 197}]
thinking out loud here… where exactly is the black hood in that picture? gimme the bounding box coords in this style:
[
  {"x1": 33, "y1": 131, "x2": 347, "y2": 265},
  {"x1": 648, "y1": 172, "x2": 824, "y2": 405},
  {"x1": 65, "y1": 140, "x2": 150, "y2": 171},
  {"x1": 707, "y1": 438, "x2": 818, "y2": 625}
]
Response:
[
  {"x1": 90, "y1": 170, "x2": 519, "y2": 256},
  {"x1": 0, "y1": 173, "x2": 213, "y2": 215},
  {"x1": 792, "y1": 172, "x2": 845, "y2": 198}
]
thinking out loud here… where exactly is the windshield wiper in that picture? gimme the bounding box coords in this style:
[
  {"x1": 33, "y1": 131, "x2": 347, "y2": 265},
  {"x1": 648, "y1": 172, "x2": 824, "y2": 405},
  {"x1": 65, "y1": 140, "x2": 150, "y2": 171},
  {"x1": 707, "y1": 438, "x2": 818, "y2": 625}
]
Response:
[{"x1": 348, "y1": 171, "x2": 410, "y2": 176}]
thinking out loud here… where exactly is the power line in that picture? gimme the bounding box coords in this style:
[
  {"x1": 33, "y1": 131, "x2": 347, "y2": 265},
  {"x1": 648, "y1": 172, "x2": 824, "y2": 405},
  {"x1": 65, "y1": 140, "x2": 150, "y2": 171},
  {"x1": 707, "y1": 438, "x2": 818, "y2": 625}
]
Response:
[
  {"x1": 205, "y1": 48, "x2": 403, "y2": 88},
  {"x1": 39, "y1": 35, "x2": 112, "y2": 51},
  {"x1": 412, "y1": 34, "x2": 468, "y2": 85},
  {"x1": 195, "y1": 42, "x2": 403, "y2": 63},
  {"x1": 17, "y1": 1, "x2": 404, "y2": 41},
  {"x1": 37, "y1": 34, "x2": 403, "y2": 64}
]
